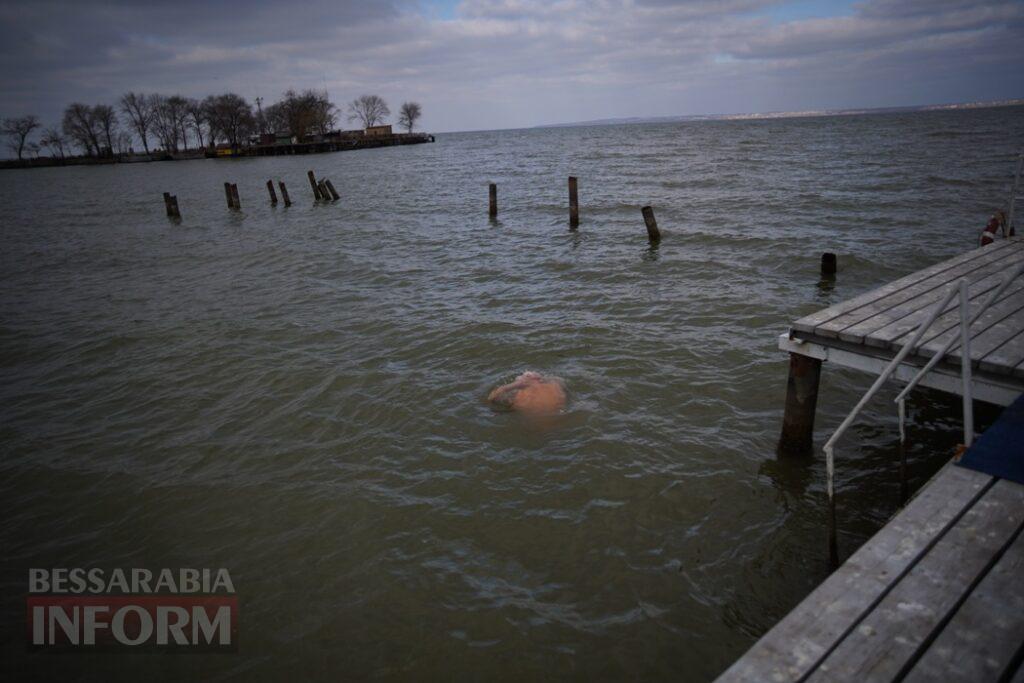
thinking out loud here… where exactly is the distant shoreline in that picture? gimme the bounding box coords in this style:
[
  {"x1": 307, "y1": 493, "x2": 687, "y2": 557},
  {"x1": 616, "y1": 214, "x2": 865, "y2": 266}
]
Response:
[{"x1": 535, "y1": 98, "x2": 1024, "y2": 129}]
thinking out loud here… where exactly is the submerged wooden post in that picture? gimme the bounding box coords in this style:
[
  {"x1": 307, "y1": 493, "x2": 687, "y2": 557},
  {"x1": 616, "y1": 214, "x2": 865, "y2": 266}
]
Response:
[
  {"x1": 278, "y1": 181, "x2": 292, "y2": 207},
  {"x1": 163, "y1": 192, "x2": 174, "y2": 217},
  {"x1": 568, "y1": 176, "x2": 579, "y2": 229},
  {"x1": 324, "y1": 179, "x2": 340, "y2": 201},
  {"x1": 307, "y1": 170, "x2": 322, "y2": 200},
  {"x1": 230, "y1": 183, "x2": 240, "y2": 209},
  {"x1": 224, "y1": 182, "x2": 234, "y2": 209},
  {"x1": 821, "y1": 252, "x2": 837, "y2": 276},
  {"x1": 169, "y1": 195, "x2": 180, "y2": 219},
  {"x1": 489, "y1": 183, "x2": 497, "y2": 218},
  {"x1": 641, "y1": 206, "x2": 661, "y2": 241},
  {"x1": 318, "y1": 180, "x2": 329, "y2": 201},
  {"x1": 267, "y1": 180, "x2": 278, "y2": 205},
  {"x1": 777, "y1": 352, "x2": 822, "y2": 457}
]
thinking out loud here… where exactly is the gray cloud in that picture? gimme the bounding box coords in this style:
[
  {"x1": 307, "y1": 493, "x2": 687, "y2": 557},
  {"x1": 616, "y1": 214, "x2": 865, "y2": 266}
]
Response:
[{"x1": 0, "y1": 0, "x2": 1021, "y2": 133}]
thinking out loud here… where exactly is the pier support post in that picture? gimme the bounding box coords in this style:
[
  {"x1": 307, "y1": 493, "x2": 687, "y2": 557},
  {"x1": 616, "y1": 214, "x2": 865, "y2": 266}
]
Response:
[
  {"x1": 777, "y1": 352, "x2": 822, "y2": 457},
  {"x1": 224, "y1": 182, "x2": 234, "y2": 209},
  {"x1": 308, "y1": 171, "x2": 322, "y2": 200},
  {"x1": 267, "y1": 180, "x2": 278, "y2": 205},
  {"x1": 821, "y1": 252, "x2": 837, "y2": 276},
  {"x1": 489, "y1": 183, "x2": 497, "y2": 218},
  {"x1": 278, "y1": 181, "x2": 292, "y2": 207},
  {"x1": 641, "y1": 206, "x2": 661, "y2": 242},
  {"x1": 324, "y1": 179, "x2": 340, "y2": 201},
  {"x1": 163, "y1": 192, "x2": 174, "y2": 217},
  {"x1": 230, "y1": 184, "x2": 240, "y2": 210},
  {"x1": 169, "y1": 195, "x2": 180, "y2": 219},
  {"x1": 569, "y1": 176, "x2": 579, "y2": 229}
]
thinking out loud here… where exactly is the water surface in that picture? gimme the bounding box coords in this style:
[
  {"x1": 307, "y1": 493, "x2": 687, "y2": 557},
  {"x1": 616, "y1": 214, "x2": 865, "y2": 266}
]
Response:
[{"x1": 2, "y1": 107, "x2": 1023, "y2": 680}]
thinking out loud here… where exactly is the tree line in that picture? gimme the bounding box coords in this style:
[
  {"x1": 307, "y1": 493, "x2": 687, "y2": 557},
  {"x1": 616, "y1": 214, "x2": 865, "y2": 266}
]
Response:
[{"x1": 2, "y1": 91, "x2": 423, "y2": 161}]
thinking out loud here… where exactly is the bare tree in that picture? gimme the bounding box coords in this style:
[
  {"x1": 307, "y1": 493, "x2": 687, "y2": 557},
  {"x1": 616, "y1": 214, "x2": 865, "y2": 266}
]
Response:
[
  {"x1": 268, "y1": 89, "x2": 336, "y2": 140},
  {"x1": 186, "y1": 98, "x2": 209, "y2": 149},
  {"x1": 40, "y1": 127, "x2": 67, "y2": 159},
  {"x1": 93, "y1": 104, "x2": 118, "y2": 156},
  {"x1": 205, "y1": 93, "x2": 255, "y2": 147},
  {"x1": 347, "y1": 94, "x2": 390, "y2": 128},
  {"x1": 150, "y1": 95, "x2": 189, "y2": 152},
  {"x1": 397, "y1": 102, "x2": 422, "y2": 133},
  {"x1": 119, "y1": 92, "x2": 155, "y2": 154},
  {"x1": 62, "y1": 103, "x2": 102, "y2": 156},
  {"x1": 1, "y1": 114, "x2": 40, "y2": 160}
]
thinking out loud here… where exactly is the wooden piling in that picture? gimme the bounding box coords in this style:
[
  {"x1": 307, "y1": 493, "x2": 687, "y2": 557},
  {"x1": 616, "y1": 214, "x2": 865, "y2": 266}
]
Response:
[
  {"x1": 169, "y1": 195, "x2": 180, "y2": 219},
  {"x1": 489, "y1": 183, "x2": 497, "y2": 218},
  {"x1": 224, "y1": 182, "x2": 234, "y2": 209},
  {"x1": 641, "y1": 206, "x2": 661, "y2": 242},
  {"x1": 568, "y1": 176, "x2": 579, "y2": 229},
  {"x1": 308, "y1": 171, "x2": 322, "y2": 200},
  {"x1": 230, "y1": 183, "x2": 240, "y2": 209},
  {"x1": 278, "y1": 181, "x2": 291, "y2": 207},
  {"x1": 267, "y1": 180, "x2": 278, "y2": 205},
  {"x1": 821, "y1": 252, "x2": 837, "y2": 276},
  {"x1": 777, "y1": 352, "x2": 822, "y2": 457},
  {"x1": 324, "y1": 179, "x2": 340, "y2": 202},
  {"x1": 318, "y1": 180, "x2": 329, "y2": 201},
  {"x1": 163, "y1": 192, "x2": 174, "y2": 217}
]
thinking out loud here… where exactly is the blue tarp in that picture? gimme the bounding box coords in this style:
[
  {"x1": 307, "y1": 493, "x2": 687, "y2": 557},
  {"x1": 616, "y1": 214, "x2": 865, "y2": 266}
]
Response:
[{"x1": 957, "y1": 392, "x2": 1024, "y2": 484}]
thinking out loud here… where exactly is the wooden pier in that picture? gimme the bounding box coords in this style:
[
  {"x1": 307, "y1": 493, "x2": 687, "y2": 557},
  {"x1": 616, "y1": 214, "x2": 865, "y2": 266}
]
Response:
[
  {"x1": 778, "y1": 238, "x2": 1024, "y2": 456},
  {"x1": 720, "y1": 238, "x2": 1024, "y2": 682},
  {"x1": 716, "y1": 456, "x2": 1024, "y2": 682}
]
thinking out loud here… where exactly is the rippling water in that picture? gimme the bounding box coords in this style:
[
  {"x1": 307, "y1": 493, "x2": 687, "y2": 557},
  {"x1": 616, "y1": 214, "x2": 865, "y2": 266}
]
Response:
[{"x1": 2, "y1": 107, "x2": 1023, "y2": 680}]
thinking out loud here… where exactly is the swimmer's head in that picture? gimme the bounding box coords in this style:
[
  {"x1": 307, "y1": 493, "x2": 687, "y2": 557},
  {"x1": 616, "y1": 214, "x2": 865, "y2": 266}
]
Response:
[{"x1": 488, "y1": 371, "x2": 566, "y2": 414}]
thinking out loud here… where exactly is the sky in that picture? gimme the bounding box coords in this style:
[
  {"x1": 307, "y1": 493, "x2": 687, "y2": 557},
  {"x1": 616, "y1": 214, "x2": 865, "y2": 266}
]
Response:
[{"x1": 0, "y1": 0, "x2": 1021, "y2": 133}]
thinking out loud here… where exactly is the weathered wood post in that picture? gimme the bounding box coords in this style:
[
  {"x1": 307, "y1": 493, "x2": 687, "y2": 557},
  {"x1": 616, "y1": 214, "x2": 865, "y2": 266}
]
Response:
[
  {"x1": 163, "y1": 192, "x2": 174, "y2": 217},
  {"x1": 307, "y1": 171, "x2": 322, "y2": 200},
  {"x1": 641, "y1": 206, "x2": 661, "y2": 241},
  {"x1": 324, "y1": 179, "x2": 340, "y2": 201},
  {"x1": 821, "y1": 252, "x2": 837, "y2": 276},
  {"x1": 169, "y1": 195, "x2": 180, "y2": 219},
  {"x1": 568, "y1": 176, "x2": 579, "y2": 229},
  {"x1": 224, "y1": 182, "x2": 234, "y2": 209},
  {"x1": 230, "y1": 184, "x2": 240, "y2": 209},
  {"x1": 318, "y1": 180, "x2": 329, "y2": 201},
  {"x1": 267, "y1": 180, "x2": 278, "y2": 205},
  {"x1": 278, "y1": 181, "x2": 292, "y2": 207},
  {"x1": 777, "y1": 352, "x2": 823, "y2": 457},
  {"x1": 489, "y1": 183, "x2": 497, "y2": 218}
]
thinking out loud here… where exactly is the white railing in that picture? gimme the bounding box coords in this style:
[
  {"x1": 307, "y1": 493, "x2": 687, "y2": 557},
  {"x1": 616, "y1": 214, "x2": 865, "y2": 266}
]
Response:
[{"x1": 822, "y1": 262, "x2": 1024, "y2": 563}]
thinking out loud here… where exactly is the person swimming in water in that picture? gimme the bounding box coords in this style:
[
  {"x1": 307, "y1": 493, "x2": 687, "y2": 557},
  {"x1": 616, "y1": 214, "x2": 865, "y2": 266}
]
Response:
[{"x1": 487, "y1": 371, "x2": 567, "y2": 415}]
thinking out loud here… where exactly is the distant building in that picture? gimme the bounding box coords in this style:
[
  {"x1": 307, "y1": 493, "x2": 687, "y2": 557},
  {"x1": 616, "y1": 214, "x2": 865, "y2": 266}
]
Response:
[{"x1": 365, "y1": 124, "x2": 392, "y2": 137}]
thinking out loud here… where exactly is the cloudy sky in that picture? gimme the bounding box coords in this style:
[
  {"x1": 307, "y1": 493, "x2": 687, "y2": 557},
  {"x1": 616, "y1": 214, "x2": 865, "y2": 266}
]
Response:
[{"x1": 1, "y1": 0, "x2": 1022, "y2": 132}]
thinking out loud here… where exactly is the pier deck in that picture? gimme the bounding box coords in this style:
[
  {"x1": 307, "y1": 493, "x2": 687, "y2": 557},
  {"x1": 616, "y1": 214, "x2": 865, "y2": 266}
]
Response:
[
  {"x1": 780, "y1": 237, "x2": 1024, "y2": 406},
  {"x1": 716, "y1": 455, "x2": 1024, "y2": 682}
]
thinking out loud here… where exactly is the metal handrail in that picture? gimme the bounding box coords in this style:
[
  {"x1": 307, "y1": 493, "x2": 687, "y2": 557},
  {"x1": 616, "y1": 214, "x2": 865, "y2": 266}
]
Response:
[{"x1": 822, "y1": 263, "x2": 1023, "y2": 563}]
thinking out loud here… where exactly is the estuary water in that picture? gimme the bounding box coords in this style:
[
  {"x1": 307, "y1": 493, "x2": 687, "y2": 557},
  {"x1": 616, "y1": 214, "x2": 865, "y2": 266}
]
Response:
[{"x1": 2, "y1": 106, "x2": 1023, "y2": 680}]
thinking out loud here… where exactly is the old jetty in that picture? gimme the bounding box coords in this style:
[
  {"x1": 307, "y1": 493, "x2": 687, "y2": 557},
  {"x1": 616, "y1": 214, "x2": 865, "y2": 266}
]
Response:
[
  {"x1": 211, "y1": 126, "x2": 434, "y2": 158},
  {"x1": 720, "y1": 238, "x2": 1024, "y2": 682}
]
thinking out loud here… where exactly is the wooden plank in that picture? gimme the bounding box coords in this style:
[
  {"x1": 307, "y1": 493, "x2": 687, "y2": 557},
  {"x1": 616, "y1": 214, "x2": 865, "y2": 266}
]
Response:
[
  {"x1": 713, "y1": 465, "x2": 993, "y2": 683},
  {"x1": 823, "y1": 245, "x2": 1024, "y2": 344},
  {"x1": 791, "y1": 240, "x2": 1021, "y2": 336},
  {"x1": 889, "y1": 279, "x2": 1024, "y2": 365},
  {"x1": 979, "y1": 328, "x2": 1024, "y2": 377},
  {"x1": 806, "y1": 478, "x2": 1024, "y2": 683},
  {"x1": 838, "y1": 265, "x2": 1020, "y2": 348},
  {"x1": 903, "y1": 521, "x2": 1024, "y2": 683}
]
